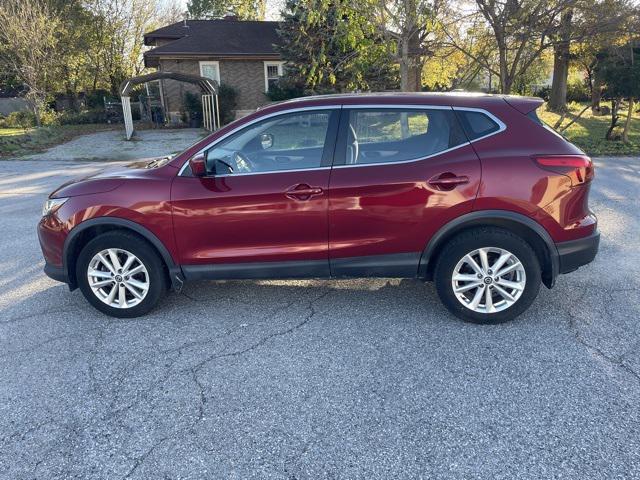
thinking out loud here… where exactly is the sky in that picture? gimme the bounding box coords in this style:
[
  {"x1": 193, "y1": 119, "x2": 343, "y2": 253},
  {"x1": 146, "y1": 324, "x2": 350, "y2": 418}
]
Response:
[{"x1": 170, "y1": 0, "x2": 284, "y2": 20}]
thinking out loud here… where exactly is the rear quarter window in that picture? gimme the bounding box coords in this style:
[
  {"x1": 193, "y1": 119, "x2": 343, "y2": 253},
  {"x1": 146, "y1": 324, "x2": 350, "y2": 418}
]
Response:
[{"x1": 456, "y1": 110, "x2": 501, "y2": 141}]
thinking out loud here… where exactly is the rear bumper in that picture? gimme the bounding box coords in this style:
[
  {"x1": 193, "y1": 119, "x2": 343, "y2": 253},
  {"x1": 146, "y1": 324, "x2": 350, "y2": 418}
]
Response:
[
  {"x1": 556, "y1": 231, "x2": 600, "y2": 274},
  {"x1": 44, "y1": 262, "x2": 68, "y2": 284}
]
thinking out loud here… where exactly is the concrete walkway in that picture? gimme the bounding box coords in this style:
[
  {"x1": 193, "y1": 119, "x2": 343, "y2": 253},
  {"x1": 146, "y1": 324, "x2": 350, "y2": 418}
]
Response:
[{"x1": 14, "y1": 128, "x2": 207, "y2": 162}]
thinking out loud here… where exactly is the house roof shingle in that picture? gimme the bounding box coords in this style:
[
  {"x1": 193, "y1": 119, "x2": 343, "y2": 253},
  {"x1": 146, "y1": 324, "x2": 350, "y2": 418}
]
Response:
[{"x1": 144, "y1": 19, "x2": 282, "y2": 60}]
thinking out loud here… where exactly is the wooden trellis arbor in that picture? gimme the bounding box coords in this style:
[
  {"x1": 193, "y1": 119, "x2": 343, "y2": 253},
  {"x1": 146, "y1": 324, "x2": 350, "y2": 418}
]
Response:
[{"x1": 119, "y1": 72, "x2": 219, "y2": 140}]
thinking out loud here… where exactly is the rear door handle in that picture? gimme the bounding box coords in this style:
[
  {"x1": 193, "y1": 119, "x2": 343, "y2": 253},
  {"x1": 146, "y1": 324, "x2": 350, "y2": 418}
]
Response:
[
  {"x1": 428, "y1": 173, "x2": 470, "y2": 190},
  {"x1": 285, "y1": 184, "x2": 323, "y2": 200}
]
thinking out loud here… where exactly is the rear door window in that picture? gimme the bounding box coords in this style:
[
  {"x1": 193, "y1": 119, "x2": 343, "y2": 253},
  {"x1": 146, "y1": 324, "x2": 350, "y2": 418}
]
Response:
[{"x1": 343, "y1": 109, "x2": 466, "y2": 166}]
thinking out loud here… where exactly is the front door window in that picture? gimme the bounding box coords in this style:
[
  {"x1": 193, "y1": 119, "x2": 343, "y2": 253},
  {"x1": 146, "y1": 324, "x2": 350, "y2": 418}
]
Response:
[{"x1": 204, "y1": 111, "x2": 332, "y2": 175}]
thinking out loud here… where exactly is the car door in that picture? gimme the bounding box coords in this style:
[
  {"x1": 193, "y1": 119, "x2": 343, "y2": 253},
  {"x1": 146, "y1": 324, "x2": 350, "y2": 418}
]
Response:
[
  {"x1": 171, "y1": 108, "x2": 339, "y2": 279},
  {"x1": 328, "y1": 106, "x2": 482, "y2": 277}
]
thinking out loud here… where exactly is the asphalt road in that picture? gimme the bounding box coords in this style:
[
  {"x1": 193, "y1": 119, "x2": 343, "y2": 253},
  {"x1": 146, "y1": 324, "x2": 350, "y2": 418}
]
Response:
[{"x1": 0, "y1": 158, "x2": 639, "y2": 479}]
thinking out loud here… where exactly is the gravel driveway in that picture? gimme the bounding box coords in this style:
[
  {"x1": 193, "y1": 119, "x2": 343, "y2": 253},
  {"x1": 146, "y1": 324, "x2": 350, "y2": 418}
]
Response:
[{"x1": 0, "y1": 157, "x2": 639, "y2": 479}]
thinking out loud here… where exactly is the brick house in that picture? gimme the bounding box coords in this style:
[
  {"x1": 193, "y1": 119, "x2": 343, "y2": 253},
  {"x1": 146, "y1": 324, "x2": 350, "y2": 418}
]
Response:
[{"x1": 143, "y1": 17, "x2": 284, "y2": 121}]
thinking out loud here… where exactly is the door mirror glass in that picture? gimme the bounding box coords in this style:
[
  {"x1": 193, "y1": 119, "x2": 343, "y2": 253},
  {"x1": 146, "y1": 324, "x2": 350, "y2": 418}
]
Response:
[
  {"x1": 189, "y1": 153, "x2": 207, "y2": 177},
  {"x1": 260, "y1": 133, "x2": 274, "y2": 150}
]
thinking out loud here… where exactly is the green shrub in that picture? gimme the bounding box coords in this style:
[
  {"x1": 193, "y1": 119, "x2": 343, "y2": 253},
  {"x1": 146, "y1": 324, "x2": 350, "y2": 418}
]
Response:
[
  {"x1": 85, "y1": 89, "x2": 111, "y2": 109},
  {"x1": 535, "y1": 86, "x2": 551, "y2": 101},
  {"x1": 58, "y1": 109, "x2": 107, "y2": 125},
  {"x1": 40, "y1": 109, "x2": 60, "y2": 126},
  {"x1": 566, "y1": 80, "x2": 590, "y2": 102},
  {"x1": 265, "y1": 81, "x2": 305, "y2": 102},
  {"x1": 184, "y1": 92, "x2": 202, "y2": 126},
  {"x1": 1, "y1": 110, "x2": 36, "y2": 128},
  {"x1": 218, "y1": 84, "x2": 238, "y2": 125}
]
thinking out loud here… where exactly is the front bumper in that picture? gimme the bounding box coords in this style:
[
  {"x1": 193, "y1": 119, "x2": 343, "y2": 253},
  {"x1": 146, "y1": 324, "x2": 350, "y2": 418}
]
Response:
[{"x1": 556, "y1": 230, "x2": 600, "y2": 274}]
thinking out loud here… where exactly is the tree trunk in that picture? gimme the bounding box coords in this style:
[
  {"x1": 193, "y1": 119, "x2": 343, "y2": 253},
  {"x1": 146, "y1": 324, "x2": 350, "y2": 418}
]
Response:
[
  {"x1": 399, "y1": 37, "x2": 410, "y2": 92},
  {"x1": 591, "y1": 75, "x2": 602, "y2": 114},
  {"x1": 494, "y1": 30, "x2": 513, "y2": 94},
  {"x1": 606, "y1": 99, "x2": 620, "y2": 140},
  {"x1": 31, "y1": 101, "x2": 42, "y2": 128},
  {"x1": 399, "y1": 34, "x2": 422, "y2": 92},
  {"x1": 622, "y1": 98, "x2": 634, "y2": 143},
  {"x1": 549, "y1": 47, "x2": 570, "y2": 111},
  {"x1": 548, "y1": 10, "x2": 572, "y2": 112},
  {"x1": 499, "y1": 46, "x2": 511, "y2": 94}
]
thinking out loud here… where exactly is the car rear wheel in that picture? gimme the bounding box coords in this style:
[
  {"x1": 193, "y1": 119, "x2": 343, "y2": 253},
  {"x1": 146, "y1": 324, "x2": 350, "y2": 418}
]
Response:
[
  {"x1": 434, "y1": 227, "x2": 541, "y2": 324},
  {"x1": 76, "y1": 231, "x2": 167, "y2": 318}
]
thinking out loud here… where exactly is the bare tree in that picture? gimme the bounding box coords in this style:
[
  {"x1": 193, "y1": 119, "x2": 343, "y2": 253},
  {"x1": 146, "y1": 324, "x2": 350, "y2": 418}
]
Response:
[
  {"x1": 85, "y1": 0, "x2": 181, "y2": 95},
  {"x1": 375, "y1": 0, "x2": 446, "y2": 91},
  {"x1": 0, "y1": 0, "x2": 61, "y2": 125}
]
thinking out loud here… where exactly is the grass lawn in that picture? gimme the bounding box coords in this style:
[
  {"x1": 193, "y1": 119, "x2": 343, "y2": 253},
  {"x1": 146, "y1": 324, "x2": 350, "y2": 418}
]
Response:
[
  {"x1": 538, "y1": 101, "x2": 640, "y2": 157},
  {"x1": 0, "y1": 127, "x2": 34, "y2": 137},
  {"x1": 0, "y1": 124, "x2": 119, "y2": 158}
]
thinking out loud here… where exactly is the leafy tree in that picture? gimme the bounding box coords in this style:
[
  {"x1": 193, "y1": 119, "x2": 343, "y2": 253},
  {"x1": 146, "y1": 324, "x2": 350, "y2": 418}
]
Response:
[
  {"x1": 373, "y1": 0, "x2": 445, "y2": 91},
  {"x1": 276, "y1": 0, "x2": 398, "y2": 93},
  {"x1": 187, "y1": 0, "x2": 266, "y2": 20},
  {"x1": 597, "y1": 43, "x2": 640, "y2": 142},
  {"x1": 547, "y1": 0, "x2": 631, "y2": 112}
]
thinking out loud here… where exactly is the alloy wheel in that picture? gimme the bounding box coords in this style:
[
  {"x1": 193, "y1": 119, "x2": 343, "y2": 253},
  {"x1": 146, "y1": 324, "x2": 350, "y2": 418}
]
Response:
[
  {"x1": 87, "y1": 248, "x2": 149, "y2": 309},
  {"x1": 451, "y1": 247, "x2": 526, "y2": 314}
]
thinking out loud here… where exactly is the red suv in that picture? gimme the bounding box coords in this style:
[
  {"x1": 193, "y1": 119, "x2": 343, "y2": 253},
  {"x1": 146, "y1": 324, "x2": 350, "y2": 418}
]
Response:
[{"x1": 38, "y1": 93, "x2": 599, "y2": 323}]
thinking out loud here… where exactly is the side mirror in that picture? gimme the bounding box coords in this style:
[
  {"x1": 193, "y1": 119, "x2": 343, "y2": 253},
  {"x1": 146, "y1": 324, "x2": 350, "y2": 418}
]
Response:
[
  {"x1": 260, "y1": 133, "x2": 274, "y2": 150},
  {"x1": 189, "y1": 153, "x2": 207, "y2": 177}
]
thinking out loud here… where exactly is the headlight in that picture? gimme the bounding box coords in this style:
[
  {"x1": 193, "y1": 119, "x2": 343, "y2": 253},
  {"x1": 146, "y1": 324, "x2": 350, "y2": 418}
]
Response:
[{"x1": 42, "y1": 198, "x2": 68, "y2": 217}]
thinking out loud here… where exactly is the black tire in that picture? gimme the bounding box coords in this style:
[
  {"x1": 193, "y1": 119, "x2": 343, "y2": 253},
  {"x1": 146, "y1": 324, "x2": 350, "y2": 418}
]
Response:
[
  {"x1": 76, "y1": 231, "x2": 167, "y2": 318},
  {"x1": 434, "y1": 227, "x2": 541, "y2": 324}
]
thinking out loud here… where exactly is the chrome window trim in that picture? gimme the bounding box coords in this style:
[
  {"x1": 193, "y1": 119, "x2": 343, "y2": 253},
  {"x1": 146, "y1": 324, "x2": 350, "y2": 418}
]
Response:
[
  {"x1": 332, "y1": 142, "x2": 469, "y2": 169},
  {"x1": 211, "y1": 166, "x2": 332, "y2": 178},
  {"x1": 177, "y1": 104, "x2": 506, "y2": 176},
  {"x1": 452, "y1": 106, "x2": 507, "y2": 139}
]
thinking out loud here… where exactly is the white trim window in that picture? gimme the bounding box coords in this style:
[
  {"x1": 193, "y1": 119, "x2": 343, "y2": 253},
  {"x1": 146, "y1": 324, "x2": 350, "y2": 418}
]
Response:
[
  {"x1": 264, "y1": 61, "x2": 284, "y2": 92},
  {"x1": 199, "y1": 61, "x2": 220, "y2": 84}
]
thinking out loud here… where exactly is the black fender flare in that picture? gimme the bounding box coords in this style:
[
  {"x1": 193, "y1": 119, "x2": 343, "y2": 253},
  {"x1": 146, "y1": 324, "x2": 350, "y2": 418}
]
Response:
[
  {"x1": 63, "y1": 217, "x2": 183, "y2": 291},
  {"x1": 417, "y1": 210, "x2": 559, "y2": 288}
]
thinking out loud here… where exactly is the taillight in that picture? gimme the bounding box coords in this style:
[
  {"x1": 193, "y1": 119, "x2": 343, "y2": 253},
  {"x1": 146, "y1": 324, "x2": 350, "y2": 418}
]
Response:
[{"x1": 533, "y1": 155, "x2": 594, "y2": 185}]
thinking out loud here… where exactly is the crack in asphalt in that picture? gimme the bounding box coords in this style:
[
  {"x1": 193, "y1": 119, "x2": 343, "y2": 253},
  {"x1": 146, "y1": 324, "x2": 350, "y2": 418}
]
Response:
[
  {"x1": 0, "y1": 306, "x2": 77, "y2": 325},
  {"x1": 564, "y1": 285, "x2": 640, "y2": 385},
  {"x1": 122, "y1": 436, "x2": 169, "y2": 480},
  {"x1": 0, "y1": 333, "x2": 77, "y2": 359},
  {"x1": 113, "y1": 290, "x2": 331, "y2": 478},
  {"x1": 189, "y1": 289, "x2": 331, "y2": 373}
]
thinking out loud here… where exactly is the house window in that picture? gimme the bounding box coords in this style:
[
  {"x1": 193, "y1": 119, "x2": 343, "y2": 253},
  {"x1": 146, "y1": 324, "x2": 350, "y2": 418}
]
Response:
[
  {"x1": 264, "y1": 61, "x2": 284, "y2": 92},
  {"x1": 199, "y1": 61, "x2": 220, "y2": 84}
]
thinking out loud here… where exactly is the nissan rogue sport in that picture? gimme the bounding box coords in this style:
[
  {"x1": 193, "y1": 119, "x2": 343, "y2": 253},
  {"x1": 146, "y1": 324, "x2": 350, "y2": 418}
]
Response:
[{"x1": 38, "y1": 93, "x2": 599, "y2": 323}]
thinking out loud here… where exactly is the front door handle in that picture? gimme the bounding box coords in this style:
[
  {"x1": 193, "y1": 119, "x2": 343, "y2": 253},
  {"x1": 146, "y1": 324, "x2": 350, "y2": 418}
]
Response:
[
  {"x1": 428, "y1": 173, "x2": 470, "y2": 191},
  {"x1": 285, "y1": 184, "x2": 323, "y2": 200}
]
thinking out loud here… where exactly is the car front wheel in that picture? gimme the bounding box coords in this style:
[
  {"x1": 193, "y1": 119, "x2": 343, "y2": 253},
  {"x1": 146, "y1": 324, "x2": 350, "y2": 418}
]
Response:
[
  {"x1": 76, "y1": 231, "x2": 167, "y2": 318},
  {"x1": 434, "y1": 227, "x2": 541, "y2": 324}
]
